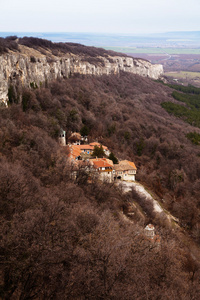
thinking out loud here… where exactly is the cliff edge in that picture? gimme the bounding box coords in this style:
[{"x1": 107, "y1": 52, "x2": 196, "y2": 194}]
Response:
[{"x1": 0, "y1": 43, "x2": 163, "y2": 105}]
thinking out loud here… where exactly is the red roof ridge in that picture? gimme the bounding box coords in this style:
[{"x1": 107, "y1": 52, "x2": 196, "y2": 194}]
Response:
[
  {"x1": 91, "y1": 158, "x2": 113, "y2": 169},
  {"x1": 119, "y1": 160, "x2": 137, "y2": 169},
  {"x1": 76, "y1": 144, "x2": 94, "y2": 150}
]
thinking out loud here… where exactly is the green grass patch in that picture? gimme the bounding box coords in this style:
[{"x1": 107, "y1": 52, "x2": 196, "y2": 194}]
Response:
[
  {"x1": 167, "y1": 84, "x2": 200, "y2": 94},
  {"x1": 161, "y1": 102, "x2": 200, "y2": 128},
  {"x1": 161, "y1": 84, "x2": 200, "y2": 128},
  {"x1": 186, "y1": 132, "x2": 200, "y2": 145},
  {"x1": 171, "y1": 91, "x2": 200, "y2": 109}
]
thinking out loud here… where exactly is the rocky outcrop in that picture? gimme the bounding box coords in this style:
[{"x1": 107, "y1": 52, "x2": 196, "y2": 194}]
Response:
[{"x1": 0, "y1": 46, "x2": 163, "y2": 105}]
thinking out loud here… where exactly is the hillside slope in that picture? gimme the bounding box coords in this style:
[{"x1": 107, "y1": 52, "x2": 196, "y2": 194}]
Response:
[{"x1": 0, "y1": 41, "x2": 200, "y2": 298}]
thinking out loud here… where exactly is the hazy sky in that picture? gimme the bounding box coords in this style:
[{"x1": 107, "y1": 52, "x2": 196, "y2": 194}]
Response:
[{"x1": 1, "y1": 0, "x2": 200, "y2": 34}]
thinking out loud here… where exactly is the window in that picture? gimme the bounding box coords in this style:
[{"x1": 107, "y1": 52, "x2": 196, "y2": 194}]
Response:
[{"x1": 128, "y1": 170, "x2": 136, "y2": 174}]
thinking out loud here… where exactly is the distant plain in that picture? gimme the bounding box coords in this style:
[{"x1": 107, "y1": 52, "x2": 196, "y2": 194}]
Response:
[
  {"x1": 104, "y1": 47, "x2": 200, "y2": 55},
  {"x1": 1, "y1": 31, "x2": 200, "y2": 86}
]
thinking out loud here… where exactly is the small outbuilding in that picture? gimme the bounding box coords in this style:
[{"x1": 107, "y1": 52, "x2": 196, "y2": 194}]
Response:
[{"x1": 144, "y1": 224, "x2": 155, "y2": 239}]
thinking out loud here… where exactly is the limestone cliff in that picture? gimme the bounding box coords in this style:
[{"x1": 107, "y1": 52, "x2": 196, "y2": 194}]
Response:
[{"x1": 0, "y1": 45, "x2": 163, "y2": 105}]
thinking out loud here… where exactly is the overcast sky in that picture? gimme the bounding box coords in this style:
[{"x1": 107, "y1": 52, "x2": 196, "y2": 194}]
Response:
[{"x1": 1, "y1": 0, "x2": 200, "y2": 34}]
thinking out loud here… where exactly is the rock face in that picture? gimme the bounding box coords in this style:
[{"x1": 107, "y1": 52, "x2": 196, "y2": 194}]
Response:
[{"x1": 0, "y1": 46, "x2": 163, "y2": 105}]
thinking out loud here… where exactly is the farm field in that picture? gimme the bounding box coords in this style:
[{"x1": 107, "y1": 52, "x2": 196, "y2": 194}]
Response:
[
  {"x1": 104, "y1": 47, "x2": 200, "y2": 55},
  {"x1": 164, "y1": 71, "x2": 200, "y2": 87},
  {"x1": 164, "y1": 71, "x2": 200, "y2": 78}
]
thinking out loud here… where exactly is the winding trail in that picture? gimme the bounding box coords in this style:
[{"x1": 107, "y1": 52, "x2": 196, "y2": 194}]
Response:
[
  {"x1": 118, "y1": 181, "x2": 179, "y2": 223},
  {"x1": 117, "y1": 181, "x2": 200, "y2": 264},
  {"x1": 120, "y1": 181, "x2": 163, "y2": 213}
]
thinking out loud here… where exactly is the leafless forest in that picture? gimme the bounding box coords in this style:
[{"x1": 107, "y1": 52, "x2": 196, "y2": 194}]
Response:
[{"x1": 1, "y1": 71, "x2": 200, "y2": 299}]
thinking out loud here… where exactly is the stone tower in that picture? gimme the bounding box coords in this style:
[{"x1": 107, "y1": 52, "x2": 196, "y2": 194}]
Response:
[{"x1": 58, "y1": 129, "x2": 66, "y2": 146}]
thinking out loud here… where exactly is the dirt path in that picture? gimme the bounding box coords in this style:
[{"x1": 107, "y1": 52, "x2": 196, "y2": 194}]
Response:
[
  {"x1": 117, "y1": 181, "x2": 179, "y2": 224},
  {"x1": 117, "y1": 181, "x2": 200, "y2": 263},
  {"x1": 120, "y1": 181, "x2": 163, "y2": 213}
]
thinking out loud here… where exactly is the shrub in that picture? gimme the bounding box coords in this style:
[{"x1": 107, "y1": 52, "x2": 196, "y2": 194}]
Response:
[
  {"x1": 186, "y1": 132, "x2": 200, "y2": 145},
  {"x1": 30, "y1": 56, "x2": 37, "y2": 63}
]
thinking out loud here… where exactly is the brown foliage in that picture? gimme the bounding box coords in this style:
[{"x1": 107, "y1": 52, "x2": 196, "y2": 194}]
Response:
[
  {"x1": 1, "y1": 71, "x2": 200, "y2": 298},
  {"x1": 17, "y1": 36, "x2": 127, "y2": 58},
  {"x1": 0, "y1": 36, "x2": 19, "y2": 54}
]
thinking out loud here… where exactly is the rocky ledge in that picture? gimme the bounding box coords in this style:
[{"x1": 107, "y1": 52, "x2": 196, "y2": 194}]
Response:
[{"x1": 0, "y1": 45, "x2": 163, "y2": 105}]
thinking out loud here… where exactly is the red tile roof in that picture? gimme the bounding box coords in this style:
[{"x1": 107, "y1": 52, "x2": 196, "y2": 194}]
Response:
[
  {"x1": 114, "y1": 160, "x2": 137, "y2": 171},
  {"x1": 91, "y1": 158, "x2": 113, "y2": 170},
  {"x1": 69, "y1": 132, "x2": 81, "y2": 139},
  {"x1": 67, "y1": 145, "x2": 82, "y2": 160},
  {"x1": 89, "y1": 142, "x2": 108, "y2": 151},
  {"x1": 76, "y1": 145, "x2": 94, "y2": 150},
  {"x1": 127, "y1": 161, "x2": 137, "y2": 169}
]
